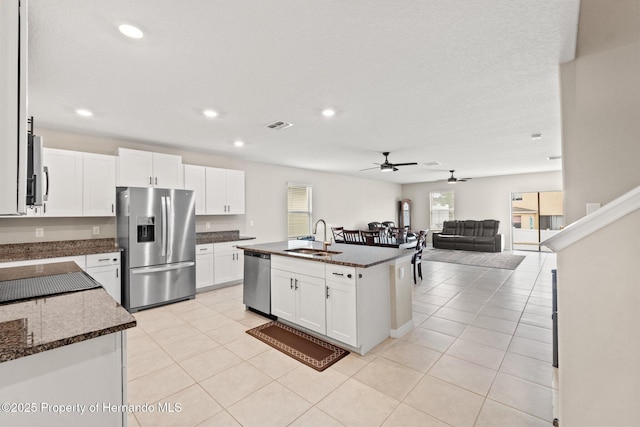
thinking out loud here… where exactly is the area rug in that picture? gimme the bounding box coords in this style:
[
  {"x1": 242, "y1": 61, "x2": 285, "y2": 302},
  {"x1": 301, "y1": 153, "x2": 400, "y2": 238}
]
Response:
[
  {"x1": 421, "y1": 249, "x2": 525, "y2": 270},
  {"x1": 246, "y1": 321, "x2": 349, "y2": 371}
]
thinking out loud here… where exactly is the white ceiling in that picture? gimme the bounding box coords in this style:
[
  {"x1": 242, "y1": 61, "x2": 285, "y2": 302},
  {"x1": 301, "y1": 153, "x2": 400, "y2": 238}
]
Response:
[{"x1": 28, "y1": 0, "x2": 580, "y2": 184}]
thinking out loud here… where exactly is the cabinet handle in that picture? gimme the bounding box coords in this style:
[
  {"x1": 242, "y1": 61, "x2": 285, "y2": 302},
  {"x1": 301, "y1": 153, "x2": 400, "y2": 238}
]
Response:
[
  {"x1": 290, "y1": 278, "x2": 294, "y2": 290},
  {"x1": 326, "y1": 286, "x2": 330, "y2": 299},
  {"x1": 98, "y1": 258, "x2": 110, "y2": 262},
  {"x1": 294, "y1": 278, "x2": 298, "y2": 290},
  {"x1": 111, "y1": 203, "x2": 114, "y2": 213},
  {"x1": 149, "y1": 176, "x2": 152, "y2": 185},
  {"x1": 332, "y1": 272, "x2": 344, "y2": 277},
  {"x1": 347, "y1": 274, "x2": 352, "y2": 279},
  {"x1": 43, "y1": 203, "x2": 46, "y2": 214},
  {"x1": 155, "y1": 177, "x2": 158, "y2": 185},
  {"x1": 199, "y1": 248, "x2": 208, "y2": 251},
  {"x1": 116, "y1": 268, "x2": 119, "y2": 278}
]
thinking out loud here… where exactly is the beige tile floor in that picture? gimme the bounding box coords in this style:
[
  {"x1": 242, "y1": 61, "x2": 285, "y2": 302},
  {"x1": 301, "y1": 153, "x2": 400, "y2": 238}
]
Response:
[{"x1": 126, "y1": 251, "x2": 557, "y2": 427}]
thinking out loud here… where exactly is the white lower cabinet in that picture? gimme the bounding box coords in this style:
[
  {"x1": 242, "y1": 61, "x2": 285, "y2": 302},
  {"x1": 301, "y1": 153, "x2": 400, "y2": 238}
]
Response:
[
  {"x1": 196, "y1": 244, "x2": 214, "y2": 289},
  {"x1": 85, "y1": 252, "x2": 121, "y2": 303},
  {"x1": 270, "y1": 255, "x2": 390, "y2": 354},
  {"x1": 271, "y1": 268, "x2": 326, "y2": 335},
  {"x1": 213, "y1": 241, "x2": 243, "y2": 284},
  {"x1": 325, "y1": 280, "x2": 357, "y2": 347}
]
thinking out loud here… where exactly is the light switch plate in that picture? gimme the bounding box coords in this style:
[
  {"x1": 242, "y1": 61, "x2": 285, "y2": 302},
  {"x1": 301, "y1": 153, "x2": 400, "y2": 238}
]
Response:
[
  {"x1": 35, "y1": 228, "x2": 44, "y2": 237},
  {"x1": 92, "y1": 226, "x2": 100, "y2": 235}
]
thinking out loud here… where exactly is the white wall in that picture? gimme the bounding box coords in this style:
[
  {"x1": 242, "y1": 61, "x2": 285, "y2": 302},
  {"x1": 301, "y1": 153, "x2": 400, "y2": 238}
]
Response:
[
  {"x1": 0, "y1": 128, "x2": 401, "y2": 244},
  {"x1": 401, "y1": 171, "x2": 562, "y2": 250},
  {"x1": 557, "y1": 1, "x2": 640, "y2": 425}
]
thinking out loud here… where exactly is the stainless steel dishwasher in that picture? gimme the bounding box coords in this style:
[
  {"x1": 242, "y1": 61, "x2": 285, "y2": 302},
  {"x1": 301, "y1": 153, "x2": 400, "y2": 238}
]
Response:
[{"x1": 243, "y1": 251, "x2": 272, "y2": 317}]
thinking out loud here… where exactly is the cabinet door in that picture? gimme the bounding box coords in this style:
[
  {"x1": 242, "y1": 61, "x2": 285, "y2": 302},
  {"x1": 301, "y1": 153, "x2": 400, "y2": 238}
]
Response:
[
  {"x1": 152, "y1": 152, "x2": 182, "y2": 189},
  {"x1": 83, "y1": 153, "x2": 116, "y2": 216},
  {"x1": 42, "y1": 148, "x2": 83, "y2": 217},
  {"x1": 117, "y1": 148, "x2": 153, "y2": 187},
  {"x1": 271, "y1": 269, "x2": 295, "y2": 322},
  {"x1": 86, "y1": 265, "x2": 121, "y2": 303},
  {"x1": 196, "y1": 252, "x2": 214, "y2": 289},
  {"x1": 213, "y1": 251, "x2": 234, "y2": 284},
  {"x1": 184, "y1": 165, "x2": 206, "y2": 215},
  {"x1": 326, "y1": 280, "x2": 357, "y2": 346},
  {"x1": 205, "y1": 167, "x2": 227, "y2": 214},
  {"x1": 296, "y1": 274, "x2": 326, "y2": 334},
  {"x1": 226, "y1": 170, "x2": 245, "y2": 214},
  {"x1": 232, "y1": 248, "x2": 244, "y2": 280}
]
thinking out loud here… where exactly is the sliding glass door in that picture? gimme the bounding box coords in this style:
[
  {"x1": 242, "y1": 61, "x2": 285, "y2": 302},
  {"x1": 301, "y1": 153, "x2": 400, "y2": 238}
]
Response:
[{"x1": 511, "y1": 191, "x2": 564, "y2": 251}]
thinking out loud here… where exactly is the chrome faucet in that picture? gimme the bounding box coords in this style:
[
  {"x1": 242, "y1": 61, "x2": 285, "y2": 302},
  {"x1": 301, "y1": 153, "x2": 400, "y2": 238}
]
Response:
[{"x1": 313, "y1": 219, "x2": 331, "y2": 251}]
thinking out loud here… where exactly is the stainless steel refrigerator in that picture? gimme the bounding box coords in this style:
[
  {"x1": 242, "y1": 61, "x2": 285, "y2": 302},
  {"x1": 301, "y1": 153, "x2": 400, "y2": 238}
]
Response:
[{"x1": 116, "y1": 187, "x2": 196, "y2": 312}]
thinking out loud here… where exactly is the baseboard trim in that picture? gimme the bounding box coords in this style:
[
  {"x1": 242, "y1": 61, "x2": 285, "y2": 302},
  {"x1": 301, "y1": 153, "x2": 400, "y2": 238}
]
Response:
[{"x1": 390, "y1": 319, "x2": 414, "y2": 338}]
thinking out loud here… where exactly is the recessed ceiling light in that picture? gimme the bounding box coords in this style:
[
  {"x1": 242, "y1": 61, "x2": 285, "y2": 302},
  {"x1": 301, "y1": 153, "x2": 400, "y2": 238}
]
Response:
[
  {"x1": 203, "y1": 109, "x2": 219, "y2": 118},
  {"x1": 233, "y1": 140, "x2": 244, "y2": 147},
  {"x1": 118, "y1": 24, "x2": 144, "y2": 39},
  {"x1": 75, "y1": 108, "x2": 93, "y2": 117},
  {"x1": 321, "y1": 109, "x2": 336, "y2": 118},
  {"x1": 531, "y1": 133, "x2": 543, "y2": 140}
]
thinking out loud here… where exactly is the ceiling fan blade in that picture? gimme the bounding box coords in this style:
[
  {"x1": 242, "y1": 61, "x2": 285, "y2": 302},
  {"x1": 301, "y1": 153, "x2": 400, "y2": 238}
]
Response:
[
  {"x1": 359, "y1": 166, "x2": 380, "y2": 171},
  {"x1": 392, "y1": 162, "x2": 418, "y2": 167}
]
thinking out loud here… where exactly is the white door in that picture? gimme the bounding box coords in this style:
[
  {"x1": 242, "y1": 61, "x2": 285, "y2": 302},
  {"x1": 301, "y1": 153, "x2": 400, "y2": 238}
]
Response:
[
  {"x1": 86, "y1": 265, "x2": 121, "y2": 303},
  {"x1": 296, "y1": 274, "x2": 326, "y2": 334},
  {"x1": 184, "y1": 165, "x2": 206, "y2": 215},
  {"x1": 42, "y1": 148, "x2": 83, "y2": 216},
  {"x1": 226, "y1": 170, "x2": 245, "y2": 214},
  {"x1": 83, "y1": 153, "x2": 116, "y2": 216},
  {"x1": 271, "y1": 269, "x2": 296, "y2": 322},
  {"x1": 326, "y1": 280, "x2": 357, "y2": 346},
  {"x1": 117, "y1": 148, "x2": 153, "y2": 187},
  {"x1": 205, "y1": 167, "x2": 227, "y2": 214},
  {"x1": 152, "y1": 152, "x2": 182, "y2": 189}
]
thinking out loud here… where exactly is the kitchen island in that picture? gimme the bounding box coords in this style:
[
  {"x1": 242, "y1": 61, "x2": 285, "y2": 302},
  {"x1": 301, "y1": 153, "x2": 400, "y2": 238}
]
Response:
[
  {"x1": 0, "y1": 262, "x2": 136, "y2": 427},
  {"x1": 237, "y1": 240, "x2": 415, "y2": 355}
]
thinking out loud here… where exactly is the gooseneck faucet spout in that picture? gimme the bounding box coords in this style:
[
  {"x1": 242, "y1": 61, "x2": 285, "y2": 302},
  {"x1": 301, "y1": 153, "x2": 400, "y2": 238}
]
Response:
[{"x1": 313, "y1": 219, "x2": 330, "y2": 251}]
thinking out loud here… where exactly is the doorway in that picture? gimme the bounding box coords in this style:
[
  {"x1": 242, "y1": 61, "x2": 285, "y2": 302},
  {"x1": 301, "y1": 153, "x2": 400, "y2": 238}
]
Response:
[{"x1": 511, "y1": 191, "x2": 564, "y2": 251}]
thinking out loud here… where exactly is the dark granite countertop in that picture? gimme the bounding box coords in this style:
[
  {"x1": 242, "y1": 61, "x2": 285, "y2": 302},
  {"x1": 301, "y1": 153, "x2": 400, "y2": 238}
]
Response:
[
  {"x1": 196, "y1": 231, "x2": 255, "y2": 245},
  {"x1": 0, "y1": 262, "x2": 136, "y2": 363},
  {"x1": 236, "y1": 240, "x2": 413, "y2": 268},
  {"x1": 0, "y1": 238, "x2": 121, "y2": 263}
]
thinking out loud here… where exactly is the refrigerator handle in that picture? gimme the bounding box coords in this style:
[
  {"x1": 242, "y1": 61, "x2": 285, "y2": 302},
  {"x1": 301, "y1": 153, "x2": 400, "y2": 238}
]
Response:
[
  {"x1": 161, "y1": 196, "x2": 167, "y2": 257},
  {"x1": 130, "y1": 261, "x2": 195, "y2": 274},
  {"x1": 166, "y1": 195, "x2": 173, "y2": 259}
]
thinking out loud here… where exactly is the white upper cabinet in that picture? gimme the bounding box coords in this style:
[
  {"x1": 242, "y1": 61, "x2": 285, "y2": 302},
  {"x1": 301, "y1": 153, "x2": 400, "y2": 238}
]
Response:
[
  {"x1": 183, "y1": 165, "x2": 206, "y2": 215},
  {"x1": 83, "y1": 153, "x2": 116, "y2": 216},
  {"x1": 205, "y1": 167, "x2": 245, "y2": 215},
  {"x1": 42, "y1": 148, "x2": 83, "y2": 217},
  {"x1": 117, "y1": 148, "x2": 182, "y2": 189}
]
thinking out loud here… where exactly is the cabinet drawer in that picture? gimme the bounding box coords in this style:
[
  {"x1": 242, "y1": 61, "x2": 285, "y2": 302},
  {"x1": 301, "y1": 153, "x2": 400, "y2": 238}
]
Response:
[
  {"x1": 86, "y1": 252, "x2": 120, "y2": 268},
  {"x1": 326, "y1": 264, "x2": 356, "y2": 285},
  {"x1": 196, "y1": 244, "x2": 214, "y2": 255}
]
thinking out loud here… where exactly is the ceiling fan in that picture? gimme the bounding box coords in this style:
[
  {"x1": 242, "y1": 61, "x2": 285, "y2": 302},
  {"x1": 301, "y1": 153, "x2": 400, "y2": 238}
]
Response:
[
  {"x1": 446, "y1": 170, "x2": 472, "y2": 184},
  {"x1": 360, "y1": 152, "x2": 418, "y2": 172}
]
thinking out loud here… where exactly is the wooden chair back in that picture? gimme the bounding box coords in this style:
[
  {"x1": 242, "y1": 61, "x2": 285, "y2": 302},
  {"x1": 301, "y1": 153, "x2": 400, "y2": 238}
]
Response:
[
  {"x1": 342, "y1": 229, "x2": 363, "y2": 244},
  {"x1": 331, "y1": 227, "x2": 345, "y2": 243},
  {"x1": 360, "y1": 230, "x2": 380, "y2": 246}
]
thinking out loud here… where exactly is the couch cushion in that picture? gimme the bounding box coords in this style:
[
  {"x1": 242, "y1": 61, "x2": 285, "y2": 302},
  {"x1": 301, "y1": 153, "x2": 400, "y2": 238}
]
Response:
[
  {"x1": 461, "y1": 220, "x2": 477, "y2": 236},
  {"x1": 480, "y1": 220, "x2": 499, "y2": 237},
  {"x1": 441, "y1": 221, "x2": 458, "y2": 235}
]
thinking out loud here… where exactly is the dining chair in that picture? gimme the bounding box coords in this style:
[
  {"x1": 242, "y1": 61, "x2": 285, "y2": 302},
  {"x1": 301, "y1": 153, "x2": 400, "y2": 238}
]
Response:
[
  {"x1": 342, "y1": 229, "x2": 364, "y2": 244},
  {"x1": 331, "y1": 227, "x2": 345, "y2": 243},
  {"x1": 411, "y1": 231, "x2": 428, "y2": 284},
  {"x1": 360, "y1": 230, "x2": 380, "y2": 246}
]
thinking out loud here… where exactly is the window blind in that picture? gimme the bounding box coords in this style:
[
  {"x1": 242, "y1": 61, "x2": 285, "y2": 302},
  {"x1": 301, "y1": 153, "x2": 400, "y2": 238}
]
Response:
[{"x1": 287, "y1": 184, "x2": 312, "y2": 238}]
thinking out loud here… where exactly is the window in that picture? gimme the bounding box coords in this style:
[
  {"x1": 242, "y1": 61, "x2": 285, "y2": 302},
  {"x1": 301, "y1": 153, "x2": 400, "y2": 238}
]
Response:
[
  {"x1": 430, "y1": 191, "x2": 454, "y2": 230},
  {"x1": 287, "y1": 184, "x2": 312, "y2": 238}
]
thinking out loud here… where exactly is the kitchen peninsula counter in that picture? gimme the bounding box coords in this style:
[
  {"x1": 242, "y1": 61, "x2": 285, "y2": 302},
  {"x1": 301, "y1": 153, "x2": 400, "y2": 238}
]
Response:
[
  {"x1": 236, "y1": 240, "x2": 413, "y2": 268},
  {"x1": 0, "y1": 262, "x2": 136, "y2": 363},
  {"x1": 0, "y1": 261, "x2": 135, "y2": 426}
]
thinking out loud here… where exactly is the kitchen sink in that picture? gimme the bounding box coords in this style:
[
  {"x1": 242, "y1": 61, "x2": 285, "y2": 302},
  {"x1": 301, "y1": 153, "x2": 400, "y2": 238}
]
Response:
[{"x1": 284, "y1": 248, "x2": 342, "y2": 257}]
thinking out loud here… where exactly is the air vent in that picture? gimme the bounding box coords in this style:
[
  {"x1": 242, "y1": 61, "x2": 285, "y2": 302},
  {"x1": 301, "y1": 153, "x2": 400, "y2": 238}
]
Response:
[{"x1": 267, "y1": 121, "x2": 293, "y2": 130}]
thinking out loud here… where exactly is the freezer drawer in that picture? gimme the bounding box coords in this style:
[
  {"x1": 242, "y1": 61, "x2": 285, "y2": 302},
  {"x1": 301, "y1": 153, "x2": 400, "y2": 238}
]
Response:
[{"x1": 125, "y1": 262, "x2": 195, "y2": 312}]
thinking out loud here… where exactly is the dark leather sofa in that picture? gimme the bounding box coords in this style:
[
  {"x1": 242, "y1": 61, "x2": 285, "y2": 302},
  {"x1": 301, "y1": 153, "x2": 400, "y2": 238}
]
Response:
[{"x1": 432, "y1": 220, "x2": 503, "y2": 252}]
